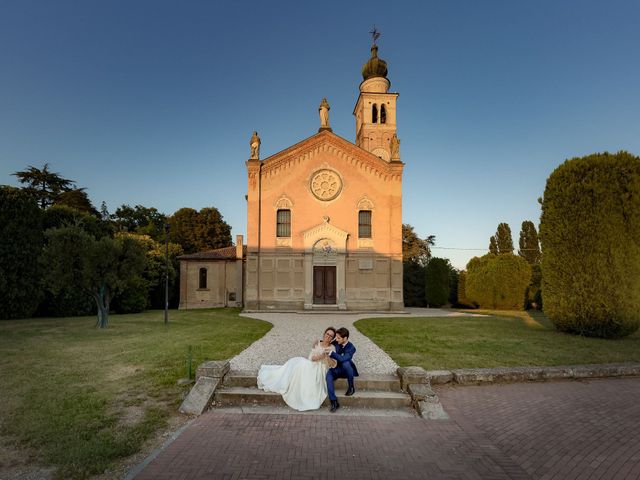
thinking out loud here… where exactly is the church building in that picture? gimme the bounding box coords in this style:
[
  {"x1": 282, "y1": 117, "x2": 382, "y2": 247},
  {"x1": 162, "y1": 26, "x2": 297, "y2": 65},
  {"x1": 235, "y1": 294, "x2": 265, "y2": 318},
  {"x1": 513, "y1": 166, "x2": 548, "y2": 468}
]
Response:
[{"x1": 179, "y1": 41, "x2": 404, "y2": 311}]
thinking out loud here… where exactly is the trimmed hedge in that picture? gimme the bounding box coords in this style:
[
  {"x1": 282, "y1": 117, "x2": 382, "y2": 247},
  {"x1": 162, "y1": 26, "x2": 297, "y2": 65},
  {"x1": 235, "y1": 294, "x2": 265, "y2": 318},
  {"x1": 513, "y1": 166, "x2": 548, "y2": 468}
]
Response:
[
  {"x1": 425, "y1": 257, "x2": 451, "y2": 307},
  {"x1": 540, "y1": 151, "x2": 640, "y2": 338},
  {"x1": 465, "y1": 253, "x2": 531, "y2": 310}
]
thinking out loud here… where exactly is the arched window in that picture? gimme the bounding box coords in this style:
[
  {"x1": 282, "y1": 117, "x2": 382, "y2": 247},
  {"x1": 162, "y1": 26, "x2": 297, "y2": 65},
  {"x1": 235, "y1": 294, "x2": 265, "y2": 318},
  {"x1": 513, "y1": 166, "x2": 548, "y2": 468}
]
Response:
[
  {"x1": 277, "y1": 209, "x2": 291, "y2": 237},
  {"x1": 358, "y1": 210, "x2": 372, "y2": 238},
  {"x1": 372, "y1": 104, "x2": 378, "y2": 124},
  {"x1": 380, "y1": 104, "x2": 387, "y2": 124},
  {"x1": 199, "y1": 267, "x2": 207, "y2": 289}
]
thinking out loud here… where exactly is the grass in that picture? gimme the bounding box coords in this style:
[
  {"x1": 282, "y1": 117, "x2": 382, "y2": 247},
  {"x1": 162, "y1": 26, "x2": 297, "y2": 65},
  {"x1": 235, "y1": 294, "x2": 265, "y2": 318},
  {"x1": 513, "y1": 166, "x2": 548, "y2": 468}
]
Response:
[
  {"x1": 354, "y1": 310, "x2": 640, "y2": 371},
  {"x1": 0, "y1": 308, "x2": 271, "y2": 479}
]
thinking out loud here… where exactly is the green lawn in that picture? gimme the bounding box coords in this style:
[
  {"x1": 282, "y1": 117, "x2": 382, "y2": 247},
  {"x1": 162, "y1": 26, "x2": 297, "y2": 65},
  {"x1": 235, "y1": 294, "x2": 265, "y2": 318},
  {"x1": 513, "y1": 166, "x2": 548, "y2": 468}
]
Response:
[
  {"x1": 355, "y1": 310, "x2": 640, "y2": 371},
  {"x1": 0, "y1": 309, "x2": 271, "y2": 479}
]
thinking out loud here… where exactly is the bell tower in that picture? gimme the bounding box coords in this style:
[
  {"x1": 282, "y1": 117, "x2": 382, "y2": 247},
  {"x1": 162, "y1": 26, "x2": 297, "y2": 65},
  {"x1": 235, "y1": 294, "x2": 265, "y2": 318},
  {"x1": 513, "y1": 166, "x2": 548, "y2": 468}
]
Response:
[{"x1": 353, "y1": 40, "x2": 400, "y2": 162}]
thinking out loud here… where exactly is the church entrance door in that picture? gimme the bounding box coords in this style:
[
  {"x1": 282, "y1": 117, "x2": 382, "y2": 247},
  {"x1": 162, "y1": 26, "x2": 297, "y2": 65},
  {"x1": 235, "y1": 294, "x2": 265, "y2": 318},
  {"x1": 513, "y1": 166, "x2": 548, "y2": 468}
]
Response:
[{"x1": 313, "y1": 266, "x2": 336, "y2": 304}]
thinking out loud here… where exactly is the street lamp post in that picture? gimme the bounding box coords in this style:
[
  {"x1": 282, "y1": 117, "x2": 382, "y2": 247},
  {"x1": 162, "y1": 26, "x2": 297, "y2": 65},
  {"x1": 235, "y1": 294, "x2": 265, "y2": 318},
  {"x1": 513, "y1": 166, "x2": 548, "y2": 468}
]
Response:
[{"x1": 164, "y1": 223, "x2": 170, "y2": 324}]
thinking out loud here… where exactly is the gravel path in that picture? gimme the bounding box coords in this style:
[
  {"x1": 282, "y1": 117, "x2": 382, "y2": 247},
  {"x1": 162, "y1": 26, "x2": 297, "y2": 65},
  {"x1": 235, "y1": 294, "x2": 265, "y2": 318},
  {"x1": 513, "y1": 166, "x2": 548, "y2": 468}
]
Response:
[{"x1": 232, "y1": 308, "x2": 486, "y2": 375}]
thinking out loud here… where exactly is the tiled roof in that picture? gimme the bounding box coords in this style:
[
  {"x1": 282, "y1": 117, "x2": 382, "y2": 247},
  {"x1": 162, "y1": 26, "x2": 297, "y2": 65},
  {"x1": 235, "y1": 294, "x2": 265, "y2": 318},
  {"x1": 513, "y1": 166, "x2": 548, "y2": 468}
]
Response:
[{"x1": 178, "y1": 245, "x2": 246, "y2": 261}]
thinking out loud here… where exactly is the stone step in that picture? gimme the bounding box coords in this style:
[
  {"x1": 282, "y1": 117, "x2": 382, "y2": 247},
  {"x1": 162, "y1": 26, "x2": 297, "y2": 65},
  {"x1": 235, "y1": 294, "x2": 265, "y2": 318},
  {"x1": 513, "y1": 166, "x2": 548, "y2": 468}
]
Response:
[
  {"x1": 211, "y1": 404, "x2": 418, "y2": 417},
  {"x1": 223, "y1": 373, "x2": 402, "y2": 392},
  {"x1": 215, "y1": 386, "x2": 412, "y2": 410}
]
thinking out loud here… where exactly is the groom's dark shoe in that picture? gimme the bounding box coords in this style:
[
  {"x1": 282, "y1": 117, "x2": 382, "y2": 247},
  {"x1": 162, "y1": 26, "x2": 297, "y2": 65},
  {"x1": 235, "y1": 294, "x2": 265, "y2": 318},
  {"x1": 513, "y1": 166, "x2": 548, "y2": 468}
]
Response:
[
  {"x1": 345, "y1": 386, "x2": 355, "y2": 396},
  {"x1": 330, "y1": 400, "x2": 340, "y2": 413}
]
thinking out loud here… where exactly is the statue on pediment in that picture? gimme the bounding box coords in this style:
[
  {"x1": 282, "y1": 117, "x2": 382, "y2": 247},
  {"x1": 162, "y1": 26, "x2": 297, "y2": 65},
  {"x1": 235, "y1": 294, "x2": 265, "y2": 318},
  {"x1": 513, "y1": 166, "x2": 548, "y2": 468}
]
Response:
[
  {"x1": 250, "y1": 131, "x2": 261, "y2": 160},
  {"x1": 319, "y1": 98, "x2": 331, "y2": 131}
]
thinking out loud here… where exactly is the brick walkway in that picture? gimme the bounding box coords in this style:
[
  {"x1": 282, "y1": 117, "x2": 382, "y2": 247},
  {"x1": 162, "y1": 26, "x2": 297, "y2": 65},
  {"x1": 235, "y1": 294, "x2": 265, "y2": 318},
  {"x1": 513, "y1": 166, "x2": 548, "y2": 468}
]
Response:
[{"x1": 133, "y1": 377, "x2": 640, "y2": 479}]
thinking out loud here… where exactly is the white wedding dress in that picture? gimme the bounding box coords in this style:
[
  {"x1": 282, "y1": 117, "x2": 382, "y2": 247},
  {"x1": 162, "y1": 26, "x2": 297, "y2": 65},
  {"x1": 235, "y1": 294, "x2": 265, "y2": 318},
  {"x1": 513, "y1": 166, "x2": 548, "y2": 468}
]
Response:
[{"x1": 257, "y1": 344, "x2": 335, "y2": 411}]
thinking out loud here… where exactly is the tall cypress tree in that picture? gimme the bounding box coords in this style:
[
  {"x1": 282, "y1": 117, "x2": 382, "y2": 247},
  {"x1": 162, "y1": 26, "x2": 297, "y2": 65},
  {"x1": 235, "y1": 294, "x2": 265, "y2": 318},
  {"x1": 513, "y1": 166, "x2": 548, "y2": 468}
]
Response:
[
  {"x1": 518, "y1": 220, "x2": 541, "y2": 264},
  {"x1": 495, "y1": 223, "x2": 514, "y2": 254},
  {"x1": 488, "y1": 236, "x2": 498, "y2": 254}
]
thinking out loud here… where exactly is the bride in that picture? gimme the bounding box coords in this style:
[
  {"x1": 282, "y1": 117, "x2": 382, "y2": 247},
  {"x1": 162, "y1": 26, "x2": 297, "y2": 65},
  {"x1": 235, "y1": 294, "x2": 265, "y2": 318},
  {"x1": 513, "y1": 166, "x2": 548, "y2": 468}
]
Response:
[{"x1": 257, "y1": 327, "x2": 337, "y2": 411}]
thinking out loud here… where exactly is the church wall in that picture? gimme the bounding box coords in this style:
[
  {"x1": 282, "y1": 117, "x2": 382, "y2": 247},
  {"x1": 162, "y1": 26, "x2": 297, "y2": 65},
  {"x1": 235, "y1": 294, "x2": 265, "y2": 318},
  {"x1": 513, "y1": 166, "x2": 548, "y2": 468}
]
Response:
[
  {"x1": 244, "y1": 252, "x2": 306, "y2": 310},
  {"x1": 258, "y1": 143, "x2": 402, "y2": 256},
  {"x1": 179, "y1": 260, "x2": 242, "y2": 309},
  {"x1": 344, "y1": 253, "x2": 403, "y2": 310},
  {"x1": 244, "y1": 133, "x2": 403, "y2": 311}
]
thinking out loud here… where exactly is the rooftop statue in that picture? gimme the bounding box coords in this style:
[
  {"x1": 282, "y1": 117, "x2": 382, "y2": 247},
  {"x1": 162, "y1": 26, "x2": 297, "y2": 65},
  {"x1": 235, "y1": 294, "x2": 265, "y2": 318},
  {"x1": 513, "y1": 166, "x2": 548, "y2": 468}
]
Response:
[
  {"x1": 319, "y1": 98, "x2": 331, "y2": 131},
  {"x1": 250, "y1": 131, "x2": 261, "y2": 160}
]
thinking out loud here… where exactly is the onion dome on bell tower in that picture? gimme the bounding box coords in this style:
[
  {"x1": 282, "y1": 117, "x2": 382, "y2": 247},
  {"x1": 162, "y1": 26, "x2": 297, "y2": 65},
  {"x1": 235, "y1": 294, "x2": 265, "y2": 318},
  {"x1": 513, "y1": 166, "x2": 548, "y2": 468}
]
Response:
[
  {"x1": 353, "y1": 29, "x2": 400, "y2": 163},
  {"x1": 361, "y1": 44, "x2": 389, "y2": 81}
]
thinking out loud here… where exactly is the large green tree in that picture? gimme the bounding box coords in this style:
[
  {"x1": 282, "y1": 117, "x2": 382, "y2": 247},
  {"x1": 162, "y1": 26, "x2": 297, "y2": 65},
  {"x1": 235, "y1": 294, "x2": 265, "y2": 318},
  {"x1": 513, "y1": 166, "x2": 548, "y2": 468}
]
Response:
[
  {"x1": 112, "y1": 204, "x2": 168, "y2": 241},
  {"x1": 43, "y1": 205, "x2": 113, "y2": 239},
  {"x1": 110, "y1": 233, "x2": 183, "y2": 312},
  {"x1": 402, "y1": 224, "x2": 435, "y2": 266},
  {"x1": 55, "y1": 188, "x2": 98, "y2": 216},
  {"x1": 465, "y1": 253, "x2": 531, "y2": 310},
  {"x1": 43, "y1": 226, "x2": 146, "y2": 328},
  {"x1": 39, "y1": 206, "x2": 113, "y2": 317},
  {"x1": 12, "y1": 163, "x2": 75, "y2": 209},
  {"x1": 168, "y1": 207, "x2": 232, "y2": 254},
  {"x1": 0, "y1": 187, "x2": 44, "y2": 319},
  {"x1": 425, "y1": 257, "x2": 452, "y2": 307},
  {"x1": 540, "y1": 151, "x2": 640, "y2": 338}
]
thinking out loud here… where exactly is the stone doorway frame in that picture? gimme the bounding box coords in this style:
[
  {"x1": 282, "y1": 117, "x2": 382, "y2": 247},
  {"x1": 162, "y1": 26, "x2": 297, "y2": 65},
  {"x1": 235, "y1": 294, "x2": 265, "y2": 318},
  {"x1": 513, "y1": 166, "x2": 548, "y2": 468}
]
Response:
[{"x1": 302, "y1": 217, "x2": 348, "y2": 310}]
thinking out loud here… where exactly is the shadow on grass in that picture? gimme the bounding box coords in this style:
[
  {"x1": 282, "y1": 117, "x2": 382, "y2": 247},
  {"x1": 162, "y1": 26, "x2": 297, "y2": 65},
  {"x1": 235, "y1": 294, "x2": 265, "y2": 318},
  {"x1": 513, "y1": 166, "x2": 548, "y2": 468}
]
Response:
[{"x1": 0, "y1": 308, "x2": 271, "y2": 479}]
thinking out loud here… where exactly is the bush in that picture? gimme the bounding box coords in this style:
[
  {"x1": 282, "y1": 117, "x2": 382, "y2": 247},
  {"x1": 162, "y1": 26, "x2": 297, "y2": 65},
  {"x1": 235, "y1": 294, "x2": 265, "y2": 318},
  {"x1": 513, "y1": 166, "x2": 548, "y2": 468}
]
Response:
[
  {"x1": 540, "y1": 151, "x2": 640, "y2": 338},
  {"x1": 37, "y1": 290, "x2": 95, "y2": 317},
  {"x1": 111, "y1": 276, "x2": 148, "y2": 313},
  {"x1": 525, "y1": 264, "x2": 542, "y2": 310},
  {"x1": 448, "y1": 268, "x2": 459, "y2": 306},
  {"x1": 425, "y1": 257, "x2": 451, "y2": 307},
  {"x1": 0, "y1": 187, "x2": 44, "y2": 319},
  {"x1": 403, "y1": 261, "x2": 426, "y2": 307},
  {"x1": 465, "y1": 253, "x2": 531, "y2": 310}
]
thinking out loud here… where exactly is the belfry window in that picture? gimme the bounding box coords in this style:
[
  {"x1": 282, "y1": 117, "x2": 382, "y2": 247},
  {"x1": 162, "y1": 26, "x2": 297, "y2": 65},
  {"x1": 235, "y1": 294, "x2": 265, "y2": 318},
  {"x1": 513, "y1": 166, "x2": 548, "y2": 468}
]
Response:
[
  {"x1": 380, "y1": 104, "x2": 387, "y2": 124},
  {"x1": 372, "y1": 104, "x2": 378, "y2": 123},
  {"x1": 199, "y1": 268, "x2": 207, "y2": 289},
  {"x1": 358, "y1": 210, "x2": 372, "y2": 238},
  {"x1": 277, "y1": 209, "x2": 291, "y2": 237}
]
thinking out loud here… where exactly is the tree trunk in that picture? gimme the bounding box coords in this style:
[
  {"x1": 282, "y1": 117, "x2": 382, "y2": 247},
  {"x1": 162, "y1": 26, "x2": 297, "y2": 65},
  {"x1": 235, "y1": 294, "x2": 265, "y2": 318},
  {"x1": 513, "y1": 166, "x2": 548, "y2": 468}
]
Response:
[{"x1": 94, "y1": 283, "x2": 110, "y2": 328}]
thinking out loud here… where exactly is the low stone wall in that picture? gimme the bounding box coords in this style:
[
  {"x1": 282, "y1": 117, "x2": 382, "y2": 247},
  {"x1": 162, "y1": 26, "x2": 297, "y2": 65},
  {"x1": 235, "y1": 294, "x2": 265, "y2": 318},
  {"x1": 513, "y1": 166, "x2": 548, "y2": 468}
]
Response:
[{"x1": 426, "y1": 363, "x2": 640, "y2": 386}]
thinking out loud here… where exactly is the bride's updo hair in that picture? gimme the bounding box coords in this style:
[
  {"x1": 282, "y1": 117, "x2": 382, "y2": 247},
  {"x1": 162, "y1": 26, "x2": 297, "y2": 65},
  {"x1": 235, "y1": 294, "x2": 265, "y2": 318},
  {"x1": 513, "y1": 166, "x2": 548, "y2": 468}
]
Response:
[{"x1": 324, "y1": 327, "x2": 336, "y2": 340}]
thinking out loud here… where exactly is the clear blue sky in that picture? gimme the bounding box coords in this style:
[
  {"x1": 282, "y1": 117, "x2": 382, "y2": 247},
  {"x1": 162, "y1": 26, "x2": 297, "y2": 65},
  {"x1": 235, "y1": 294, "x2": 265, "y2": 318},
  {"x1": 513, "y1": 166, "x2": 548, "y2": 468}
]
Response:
[{"x1": 2, "y1": 0, "x2": 639, "y2": 269}]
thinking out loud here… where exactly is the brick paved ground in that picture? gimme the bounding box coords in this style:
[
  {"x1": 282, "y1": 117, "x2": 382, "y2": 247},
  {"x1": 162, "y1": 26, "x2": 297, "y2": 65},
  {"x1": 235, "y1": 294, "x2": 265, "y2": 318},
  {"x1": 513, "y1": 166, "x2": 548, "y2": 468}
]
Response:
[{"x1": 133, "y1": 377, "x2": 640, "y2": 479}]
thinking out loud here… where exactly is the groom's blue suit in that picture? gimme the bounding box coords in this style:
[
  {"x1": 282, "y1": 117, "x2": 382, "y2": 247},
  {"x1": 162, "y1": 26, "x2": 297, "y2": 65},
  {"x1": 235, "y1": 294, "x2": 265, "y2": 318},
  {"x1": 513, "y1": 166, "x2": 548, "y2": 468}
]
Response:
[{"x1": 326, "y1": 341, "x2": 359, "y2": 402}]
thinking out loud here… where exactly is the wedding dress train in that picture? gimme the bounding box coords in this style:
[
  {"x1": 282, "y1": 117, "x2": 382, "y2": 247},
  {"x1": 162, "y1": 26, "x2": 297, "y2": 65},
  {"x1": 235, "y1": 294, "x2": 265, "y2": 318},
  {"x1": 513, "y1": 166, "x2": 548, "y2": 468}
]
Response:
[{"x1": 257, "y1": 344, "x2": 334, "y2": 411}]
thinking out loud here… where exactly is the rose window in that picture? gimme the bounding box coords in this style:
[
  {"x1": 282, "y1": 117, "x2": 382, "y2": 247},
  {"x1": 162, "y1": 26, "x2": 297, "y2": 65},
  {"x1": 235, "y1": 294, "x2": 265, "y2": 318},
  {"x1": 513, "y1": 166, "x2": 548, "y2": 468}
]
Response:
[{"x1": 310, "y1": 169, "x2": 342, "y2": 201}]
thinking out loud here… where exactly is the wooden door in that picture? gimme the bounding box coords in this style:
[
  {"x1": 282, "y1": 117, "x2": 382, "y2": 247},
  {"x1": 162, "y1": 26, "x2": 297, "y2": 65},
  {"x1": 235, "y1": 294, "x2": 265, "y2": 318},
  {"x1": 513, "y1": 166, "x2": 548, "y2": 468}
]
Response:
[{"x1": 313, "y1": 266, "x2": 336, "y2": 304}]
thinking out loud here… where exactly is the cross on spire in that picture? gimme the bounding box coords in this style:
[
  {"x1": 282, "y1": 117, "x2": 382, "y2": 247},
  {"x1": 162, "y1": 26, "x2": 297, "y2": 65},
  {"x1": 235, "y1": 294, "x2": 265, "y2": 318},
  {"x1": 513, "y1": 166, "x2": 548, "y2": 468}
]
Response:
[{"x1": 369, "y1": 25, "x2": 381, "y2": 45}]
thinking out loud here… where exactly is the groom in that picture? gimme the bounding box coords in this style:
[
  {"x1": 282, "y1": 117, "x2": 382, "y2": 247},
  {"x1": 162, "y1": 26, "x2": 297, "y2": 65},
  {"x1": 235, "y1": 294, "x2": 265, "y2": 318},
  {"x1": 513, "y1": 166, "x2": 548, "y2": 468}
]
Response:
[{"x1": 326, "y1": 327, "x2": 359, "y2": 413}]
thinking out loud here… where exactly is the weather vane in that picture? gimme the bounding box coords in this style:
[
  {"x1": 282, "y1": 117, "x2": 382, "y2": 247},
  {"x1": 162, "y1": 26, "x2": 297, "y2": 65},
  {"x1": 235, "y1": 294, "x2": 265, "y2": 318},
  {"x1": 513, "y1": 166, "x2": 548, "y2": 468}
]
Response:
[{"x1": 369, "y1": 25, "x2": 381, "y2": 45}]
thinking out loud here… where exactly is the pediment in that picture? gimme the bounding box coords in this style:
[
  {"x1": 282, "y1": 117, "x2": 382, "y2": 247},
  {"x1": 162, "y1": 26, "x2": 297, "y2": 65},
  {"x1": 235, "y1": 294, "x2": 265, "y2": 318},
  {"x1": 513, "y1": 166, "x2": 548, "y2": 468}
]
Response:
[
  {"x1": 258, "y1": 130, "x2": 403, "y2": 181},
  {"x1": 301, "y1": 216, "x2": 349, "y2": 253}
]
